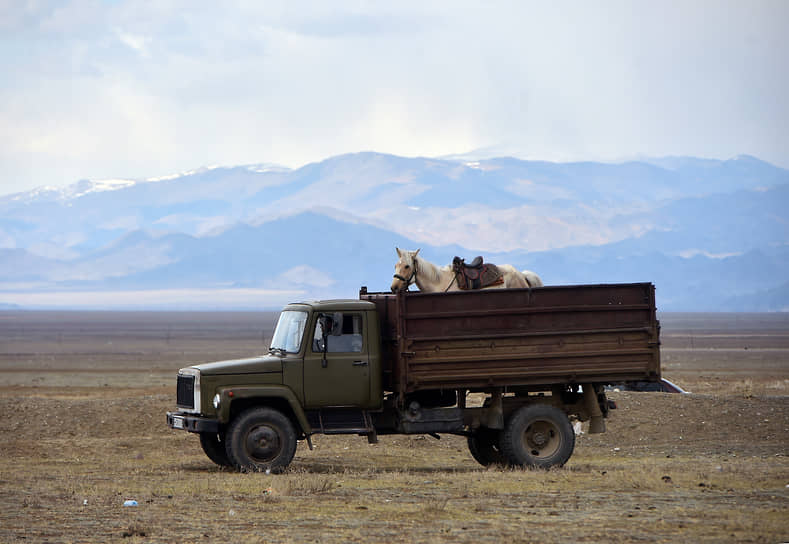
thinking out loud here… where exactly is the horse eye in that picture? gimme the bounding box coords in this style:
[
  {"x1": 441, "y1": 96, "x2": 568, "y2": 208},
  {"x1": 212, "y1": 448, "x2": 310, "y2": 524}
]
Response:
[{"x1": 404, "y1": 265, "x2": 410, "y2": 269}]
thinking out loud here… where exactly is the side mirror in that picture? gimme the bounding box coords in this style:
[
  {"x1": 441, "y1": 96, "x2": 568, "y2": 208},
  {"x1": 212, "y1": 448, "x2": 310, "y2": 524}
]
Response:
[
  {"x1": 317, "y1": 313, "x2": 341, "y2": 367},
  {"x1": 317, "y1": 313, "x2": 345, "y2": 368},
  {"x1": 319, "y1": 315, "x2": 333, "y2": 337},
  {"x1": 330, "y1": 313, "x2": 343, "y2": 336}
]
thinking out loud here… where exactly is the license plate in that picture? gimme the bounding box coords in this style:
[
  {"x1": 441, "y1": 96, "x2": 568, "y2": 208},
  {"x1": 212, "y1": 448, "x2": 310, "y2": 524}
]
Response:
[{"x1": 172, "y1": 415, "x2": 185, "y2": 429}]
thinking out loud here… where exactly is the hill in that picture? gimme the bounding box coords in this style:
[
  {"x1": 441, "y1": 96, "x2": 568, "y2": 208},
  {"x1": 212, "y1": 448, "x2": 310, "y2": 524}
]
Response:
[{"x1": 1, "y1": 153, "x2": 786, "y2": 310}]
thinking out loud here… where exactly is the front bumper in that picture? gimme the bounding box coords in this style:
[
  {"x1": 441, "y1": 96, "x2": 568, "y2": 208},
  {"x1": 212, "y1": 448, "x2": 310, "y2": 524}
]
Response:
[{"x1": 167, "y1": 411, "x2": 220, "y2": 433}]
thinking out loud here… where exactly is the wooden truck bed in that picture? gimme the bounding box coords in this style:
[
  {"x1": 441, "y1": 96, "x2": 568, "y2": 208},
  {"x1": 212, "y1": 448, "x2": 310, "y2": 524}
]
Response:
[{"x1": 360, "y1": 283, "x2": 661, "y2": 393}]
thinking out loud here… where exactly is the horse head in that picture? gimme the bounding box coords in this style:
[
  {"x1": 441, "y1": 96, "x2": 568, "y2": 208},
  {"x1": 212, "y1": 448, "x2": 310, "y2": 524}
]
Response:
[{"x1": 391, "y1": 247, "x2": 420, "y2": 292}]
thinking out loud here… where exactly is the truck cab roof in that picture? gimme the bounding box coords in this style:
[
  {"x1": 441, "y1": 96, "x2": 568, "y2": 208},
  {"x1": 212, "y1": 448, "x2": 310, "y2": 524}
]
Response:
[{"x1": 284, "y1": 300, "x2": 377, "y2": 313}]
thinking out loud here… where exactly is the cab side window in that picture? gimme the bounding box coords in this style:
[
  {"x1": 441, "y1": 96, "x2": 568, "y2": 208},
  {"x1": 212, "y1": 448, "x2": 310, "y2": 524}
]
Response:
[{"x1": 312, "y1": 314, "x2": 363, "y2": 353}]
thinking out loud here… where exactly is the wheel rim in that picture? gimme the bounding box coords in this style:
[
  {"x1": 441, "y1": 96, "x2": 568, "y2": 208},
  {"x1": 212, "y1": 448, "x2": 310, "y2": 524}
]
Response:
[
  {"x1": 522, "y1": 420, "x2": 561, "y2": 459},
  {"x1": 245, "y1": 424, "x2": 282, "y2": 463}
]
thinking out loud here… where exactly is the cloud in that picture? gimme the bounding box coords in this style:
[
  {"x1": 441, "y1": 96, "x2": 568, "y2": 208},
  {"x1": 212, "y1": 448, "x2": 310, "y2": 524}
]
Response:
[
  {"x1": 271, "y1": 265, "x2": 336, "y2": 289},
  {"x1": 115, "y1": 29, "x2": 151, "y2": 56},
  {"x1": 1, "y1": 1, "x2": 788, "y2": 195},
  {"x1": 0, "y1": 287, "x2": 304, "y2": 309}
]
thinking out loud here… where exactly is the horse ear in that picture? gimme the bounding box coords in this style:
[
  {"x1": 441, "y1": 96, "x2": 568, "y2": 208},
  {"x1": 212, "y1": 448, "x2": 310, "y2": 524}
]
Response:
[
  {"x1": 414, "y1": 248, "x2": 420, "y2": 258},
  {"x1": 396, "y1": 247, "x2": 402, "y2": 258}
]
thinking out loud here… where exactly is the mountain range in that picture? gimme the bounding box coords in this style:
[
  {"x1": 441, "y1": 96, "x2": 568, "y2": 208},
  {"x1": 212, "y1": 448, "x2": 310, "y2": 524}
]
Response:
[{"x1": 1, "y1": 152, "x2": 787, "y2": 311}]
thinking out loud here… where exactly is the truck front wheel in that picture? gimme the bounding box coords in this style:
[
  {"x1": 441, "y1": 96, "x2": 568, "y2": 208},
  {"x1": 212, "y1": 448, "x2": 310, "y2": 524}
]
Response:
[
  {"x1": 501, "y1": 404, "x2": 575, "y2": 468},
  {"x1": 467, "y1": 428, "x2": 504, "y2": 466},
  {"x1": 199, "y1": 431, "x2": 233, "y2": 467},
  {"x1": 225, "y1": 407, "x2": 297, "y2": 473}
]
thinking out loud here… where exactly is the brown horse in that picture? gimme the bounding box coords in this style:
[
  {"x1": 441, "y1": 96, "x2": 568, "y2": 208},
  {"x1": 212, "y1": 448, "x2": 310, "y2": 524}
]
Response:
[{"x1": 390, "y1": 248, "x2": 543, "y2": 293}]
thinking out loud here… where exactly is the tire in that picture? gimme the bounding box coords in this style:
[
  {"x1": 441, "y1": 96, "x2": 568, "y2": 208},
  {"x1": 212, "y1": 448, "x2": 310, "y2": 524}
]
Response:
[
  {"x1": 501, "y1": 404, "x2": 575, "y2": 469},
  {"x1": 225, "y1": 407, "x2": 297, "y2": 473},
  {"x1": 467, "y1": 428, "x2": 505, "y2": 466},
  {"x1": 199, "y1": 431, "x2": 232, "y2": 467}
]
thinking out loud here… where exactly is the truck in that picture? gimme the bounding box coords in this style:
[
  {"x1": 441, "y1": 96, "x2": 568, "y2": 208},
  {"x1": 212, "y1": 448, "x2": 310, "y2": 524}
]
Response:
[{"x1": 166, "y1": 283, "x2": 660, "y2": 471}]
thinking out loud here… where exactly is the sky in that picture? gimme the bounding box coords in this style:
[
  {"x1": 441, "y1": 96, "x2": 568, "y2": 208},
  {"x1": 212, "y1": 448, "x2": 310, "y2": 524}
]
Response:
[{"x1": 1, "y1": 0, "x2": 788, "y2": 196}]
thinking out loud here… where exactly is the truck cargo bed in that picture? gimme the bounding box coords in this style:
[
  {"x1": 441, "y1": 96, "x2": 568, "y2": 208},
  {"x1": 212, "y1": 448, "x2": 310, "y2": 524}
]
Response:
[{"x1": 360, "y1": 283, "x2": 660, "y2": 393}]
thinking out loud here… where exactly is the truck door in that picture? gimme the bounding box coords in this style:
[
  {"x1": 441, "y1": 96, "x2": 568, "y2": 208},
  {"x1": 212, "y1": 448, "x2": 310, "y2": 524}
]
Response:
[{"x1": 303, "y1": 312, "x2": 371, "y2": 408}]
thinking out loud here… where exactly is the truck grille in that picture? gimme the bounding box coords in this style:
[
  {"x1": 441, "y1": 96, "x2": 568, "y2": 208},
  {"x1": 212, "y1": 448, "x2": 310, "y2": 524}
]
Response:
[{"x1": 177, "y1": 374, "x2": 195, "y2": 409}]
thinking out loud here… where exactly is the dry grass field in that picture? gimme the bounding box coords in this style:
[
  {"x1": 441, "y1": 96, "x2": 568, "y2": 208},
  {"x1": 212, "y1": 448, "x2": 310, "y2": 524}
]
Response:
[{"x1": 0, "y1": 310, "x2": 787, "y2": 543}]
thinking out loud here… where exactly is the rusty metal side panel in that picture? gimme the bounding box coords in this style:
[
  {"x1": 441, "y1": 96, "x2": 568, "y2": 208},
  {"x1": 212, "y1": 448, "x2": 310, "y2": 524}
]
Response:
[
  {"x1": 361, "y1": 283, "x2": 660, "y2": 393},
  {"x1": 358, "y1": 290, "x2": 400, "y2": 392}
]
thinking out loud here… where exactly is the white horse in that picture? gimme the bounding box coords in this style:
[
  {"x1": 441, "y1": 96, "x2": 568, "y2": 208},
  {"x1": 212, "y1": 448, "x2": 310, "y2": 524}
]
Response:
[{"x1": 390, "y1": 248, "x2": 543, "y2": 293}]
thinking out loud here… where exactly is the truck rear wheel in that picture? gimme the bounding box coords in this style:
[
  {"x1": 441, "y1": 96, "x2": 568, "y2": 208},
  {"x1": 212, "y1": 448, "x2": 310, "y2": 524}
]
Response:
[
  {"x1": 199, "y1": 431, "x2": 232, "y2": 467},
  {"x1": 501, "y1": 404, "x2": 575, "y2": 468},
  {"x1": 467, "y1": 428, "x2": 505, "y2": 466},
  {"x1": 225, "y1": 407, "x2": 297, "y2": 473}
]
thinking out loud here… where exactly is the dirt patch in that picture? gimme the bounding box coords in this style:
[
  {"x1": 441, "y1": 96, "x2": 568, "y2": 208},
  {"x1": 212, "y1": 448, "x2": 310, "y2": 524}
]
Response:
[{"x1": 0, "y1": 311, "x2": 787, "y2": 543}]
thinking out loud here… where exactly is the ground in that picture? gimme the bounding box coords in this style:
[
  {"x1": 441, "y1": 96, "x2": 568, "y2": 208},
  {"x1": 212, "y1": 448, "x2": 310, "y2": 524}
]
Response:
[{"x1": 0, "y1": 311, "x2": 787, "y2": 543}]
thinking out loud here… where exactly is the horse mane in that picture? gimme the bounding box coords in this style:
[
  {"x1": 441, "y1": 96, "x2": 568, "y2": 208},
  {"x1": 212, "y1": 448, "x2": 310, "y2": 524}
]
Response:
[{"x1": 414, "y1": 253, "x2": 445, "y2": 283}]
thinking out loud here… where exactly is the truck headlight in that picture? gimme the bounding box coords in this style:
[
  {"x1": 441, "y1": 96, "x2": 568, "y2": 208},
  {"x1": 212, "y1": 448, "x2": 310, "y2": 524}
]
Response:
[{"x1": 212, "y1": 393, "x2": 221, "y2": 410}]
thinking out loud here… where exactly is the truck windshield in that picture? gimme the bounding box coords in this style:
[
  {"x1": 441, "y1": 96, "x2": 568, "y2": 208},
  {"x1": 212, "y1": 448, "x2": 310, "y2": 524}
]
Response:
[{"x1": 270, "y1": 310, "x2": 308, "y2": 353}]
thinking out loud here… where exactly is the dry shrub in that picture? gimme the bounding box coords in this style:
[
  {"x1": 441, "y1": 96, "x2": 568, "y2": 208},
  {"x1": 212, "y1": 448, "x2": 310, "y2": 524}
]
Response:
[
  {"x1": 283, "y1": 475, "x2": 337, "y2": 496},
  {"x1": 739, "y1": 379, "x2": 754, "y2": 399},
  {"x1": 421, "y1": 497, "x2": 450, "y2": 515}
]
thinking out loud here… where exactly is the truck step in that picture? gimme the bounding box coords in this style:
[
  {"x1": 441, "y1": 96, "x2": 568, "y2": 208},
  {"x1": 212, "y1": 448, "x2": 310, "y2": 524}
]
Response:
[{"x1": 306, "y1": 408, "x2": 376, "y2": 436}]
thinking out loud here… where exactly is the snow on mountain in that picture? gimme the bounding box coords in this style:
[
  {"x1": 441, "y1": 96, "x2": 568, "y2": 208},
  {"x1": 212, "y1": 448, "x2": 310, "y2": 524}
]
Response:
[{"x1": 5, "y1": 178, "x2": 144, "y2": 203}]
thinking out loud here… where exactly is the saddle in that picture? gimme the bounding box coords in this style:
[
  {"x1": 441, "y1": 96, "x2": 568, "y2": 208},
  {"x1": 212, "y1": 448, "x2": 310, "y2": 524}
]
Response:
[{"x1": 452, "y1": 256, "x2": 504, "y2": 290}]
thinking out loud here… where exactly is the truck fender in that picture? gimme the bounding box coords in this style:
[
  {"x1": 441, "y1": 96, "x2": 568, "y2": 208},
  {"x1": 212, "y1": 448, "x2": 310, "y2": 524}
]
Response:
[{"x1": 215, "y1": 385, "x2": 312, "y2": 436}]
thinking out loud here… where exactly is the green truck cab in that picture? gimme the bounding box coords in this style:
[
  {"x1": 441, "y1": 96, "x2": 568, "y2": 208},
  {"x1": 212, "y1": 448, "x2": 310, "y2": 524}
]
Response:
[
  {"x1": 167, "y1": 300, "x2": 384, "y2": 471},
  {"x1": 167, "y1": 284, "x2": 661, "y2": 472}
]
